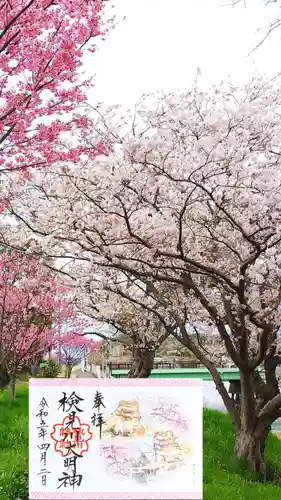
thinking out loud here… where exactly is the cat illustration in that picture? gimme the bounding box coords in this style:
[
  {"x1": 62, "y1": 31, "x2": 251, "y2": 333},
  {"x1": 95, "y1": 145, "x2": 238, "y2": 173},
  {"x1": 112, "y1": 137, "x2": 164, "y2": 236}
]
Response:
[
  {"x1": 105, "y1": 400, "x2": 146, "y2": 437},
  {"x1": 153, "y1": 430, "x2": 188, "y2": 467}
]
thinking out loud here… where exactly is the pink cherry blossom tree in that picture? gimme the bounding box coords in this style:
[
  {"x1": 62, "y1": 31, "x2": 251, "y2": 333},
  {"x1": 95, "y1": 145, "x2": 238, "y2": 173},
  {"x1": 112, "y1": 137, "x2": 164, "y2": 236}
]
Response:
[
  {"x1": 0, "y1": 249, "x2": 76, "y2": 398},
  {"x1": 0, "y1": 0, "x2": 111, "y2": 192},
  {"x1": 90, "y1": 339, "x2": 104, "y2": 355},
  {"x1": 56, "y1": 331, "x2": 91, "y2": 378},
  {"x1": 6, "y1": 76, "x2": 281, "y2": 475}
]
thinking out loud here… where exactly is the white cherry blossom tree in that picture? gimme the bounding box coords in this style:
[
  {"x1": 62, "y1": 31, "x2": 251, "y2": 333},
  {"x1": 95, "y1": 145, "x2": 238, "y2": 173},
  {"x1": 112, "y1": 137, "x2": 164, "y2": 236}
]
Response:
[
  {"x1": 4, "y1": 76, "x2": 281, "y2": 475},
  {"x1": 74, "y1": 281, "x2": 170, "y2": 377}
]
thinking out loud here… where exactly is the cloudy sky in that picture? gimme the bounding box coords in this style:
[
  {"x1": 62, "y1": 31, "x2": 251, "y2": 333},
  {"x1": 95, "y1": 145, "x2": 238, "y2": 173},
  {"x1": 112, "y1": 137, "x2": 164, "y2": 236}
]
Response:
[{"x1": 86, "y1": 0, "x2": 281, "y2": 109}]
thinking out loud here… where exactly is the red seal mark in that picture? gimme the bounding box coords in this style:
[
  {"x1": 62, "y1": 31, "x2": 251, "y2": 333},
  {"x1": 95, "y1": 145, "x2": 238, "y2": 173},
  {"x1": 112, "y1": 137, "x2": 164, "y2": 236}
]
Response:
[{"x1": 50, "y1": 415, "x2": 93, "y2": 457}]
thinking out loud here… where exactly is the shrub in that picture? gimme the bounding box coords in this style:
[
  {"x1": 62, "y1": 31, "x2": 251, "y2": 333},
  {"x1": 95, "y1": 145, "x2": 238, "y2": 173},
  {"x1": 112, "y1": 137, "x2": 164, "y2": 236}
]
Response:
[{"x1": 41, "y1": 359, "x2": 60, "y2": 378}]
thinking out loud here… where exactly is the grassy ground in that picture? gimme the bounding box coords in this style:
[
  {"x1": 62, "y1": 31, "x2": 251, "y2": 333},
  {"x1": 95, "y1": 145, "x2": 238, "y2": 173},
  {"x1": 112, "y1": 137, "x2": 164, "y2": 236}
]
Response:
[
  {"x1": 0, "y1": 385, "x2": 28, "y2": 500},
  {"x1": 204, "y1": 409, "x2": 281, "y2": 500},
  {"x1": 0, "y1": 385, "x2": 281, "y2": 500}
]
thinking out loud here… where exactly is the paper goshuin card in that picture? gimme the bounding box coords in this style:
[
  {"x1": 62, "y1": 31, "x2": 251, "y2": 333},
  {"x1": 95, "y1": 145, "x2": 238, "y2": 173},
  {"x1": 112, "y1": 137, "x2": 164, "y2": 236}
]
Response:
[{"x1": 29, "y1": 378, "x2": 203, "y2": 499}]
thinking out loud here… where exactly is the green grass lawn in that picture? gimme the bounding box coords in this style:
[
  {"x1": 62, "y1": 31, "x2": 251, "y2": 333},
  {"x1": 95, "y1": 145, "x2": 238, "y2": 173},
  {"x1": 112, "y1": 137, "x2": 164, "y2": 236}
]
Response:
[
  {"x1": 0, "y1": 385, "x2": 281, "y2": 500},
  {"x1": 0, "y1": 386, "x2": 28, "y2": 500}
]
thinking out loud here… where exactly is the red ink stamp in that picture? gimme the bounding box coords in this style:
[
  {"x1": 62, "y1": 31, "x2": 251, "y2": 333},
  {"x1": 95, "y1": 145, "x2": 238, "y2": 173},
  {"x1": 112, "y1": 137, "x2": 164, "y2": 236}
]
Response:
[{"x1": 50, "y1": 414, "x2": 93, "y2": 457}]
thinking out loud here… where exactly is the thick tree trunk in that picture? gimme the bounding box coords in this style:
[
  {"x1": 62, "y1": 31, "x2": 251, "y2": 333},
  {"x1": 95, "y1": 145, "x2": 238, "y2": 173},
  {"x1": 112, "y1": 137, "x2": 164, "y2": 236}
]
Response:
[
  {"x1": 128, "y1": 347, "x2": 155, "y2": 378},
  {"x1": 233, "y1": 369, "x2": 274, "y2": 474},
  {"x1": 9, "y1": 376, "x2": 16, "y2": 401},
  {"x1": 260, "y1": 426, "x2": 270, "y2": 457},
  {"x1": 66, "y1": 365, "x2": 72, "y2": 378},
  {"x1": 234, "y1": 430, "x2": 267, "y2": 473}
]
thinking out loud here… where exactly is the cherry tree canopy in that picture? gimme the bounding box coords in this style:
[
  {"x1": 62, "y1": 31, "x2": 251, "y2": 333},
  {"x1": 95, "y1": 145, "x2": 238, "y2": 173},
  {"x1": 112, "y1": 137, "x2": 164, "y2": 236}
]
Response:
[
  {"x1": 4, "y1": 76, "x2": 281, "y2": 470},
  {"x1": 74, "y1": 282, "x2": 171, "y2": 376},
  {"x1": 0, "y1": 250, "x2": 78, "y2": 392},
  {"x1": 56, "y1": 331, "x2": 91, "y2": 377},
  {"x1": 0, "y1": 0, "x2": 111, "y2": 191}
]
